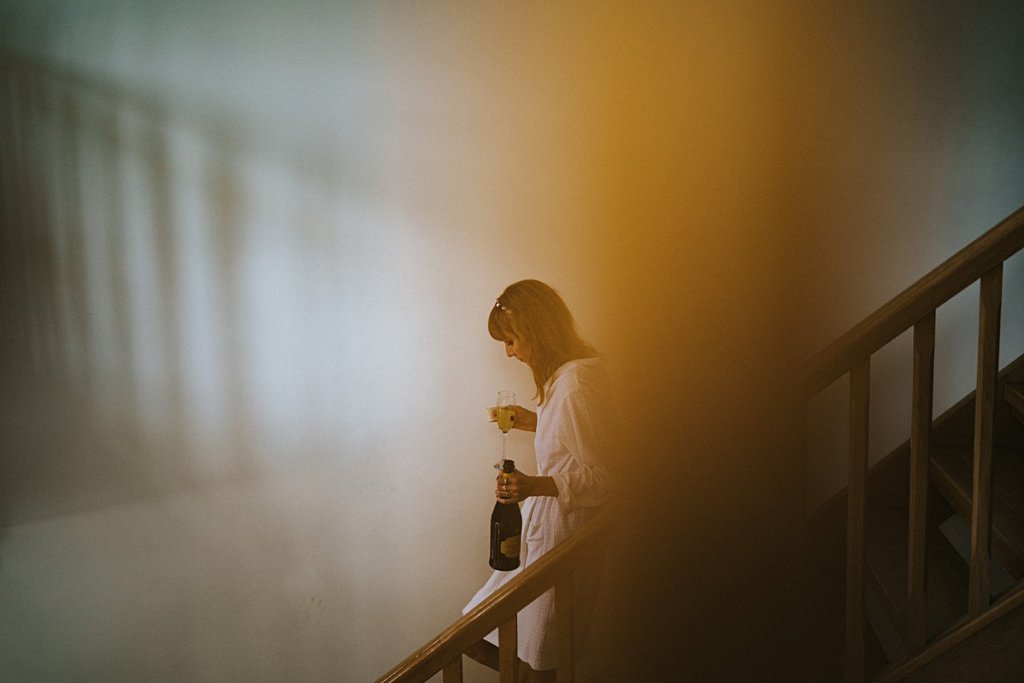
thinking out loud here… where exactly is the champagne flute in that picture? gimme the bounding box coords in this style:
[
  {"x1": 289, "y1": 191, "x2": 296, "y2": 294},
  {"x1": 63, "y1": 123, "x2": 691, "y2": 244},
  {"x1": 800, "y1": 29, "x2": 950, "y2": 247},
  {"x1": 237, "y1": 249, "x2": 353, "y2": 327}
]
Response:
[{"x1": 496, "y1": 390, "x2": 516, "y2": 468}]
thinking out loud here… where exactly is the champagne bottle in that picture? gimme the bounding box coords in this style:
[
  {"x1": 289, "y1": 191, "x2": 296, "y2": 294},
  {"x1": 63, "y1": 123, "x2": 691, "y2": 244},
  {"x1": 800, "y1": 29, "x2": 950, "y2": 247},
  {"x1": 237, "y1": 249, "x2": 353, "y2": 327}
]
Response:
[{"x1": 489, "y1": 459, "x2": 522, "y2": 571}]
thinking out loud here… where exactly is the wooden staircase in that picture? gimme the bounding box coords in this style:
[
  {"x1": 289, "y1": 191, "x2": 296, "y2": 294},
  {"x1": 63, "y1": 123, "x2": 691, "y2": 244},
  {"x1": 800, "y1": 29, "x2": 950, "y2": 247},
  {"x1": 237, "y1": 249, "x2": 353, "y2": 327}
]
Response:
[
  {"x1": 807, "y1": 357, "x2": 1024, "y2": 682},
  {"x1": 375, "y1": 510, "x2": 609, "y2": 682},
  {"x1": 862, "y1": 358, "x2": 1024, "y2": 680},
  {"x1": 376, "y1": 206, "x2": 1024, "y2": 682},
  {"x1": 803, "y1": 204, "x2": 1024, "y2": 681}
]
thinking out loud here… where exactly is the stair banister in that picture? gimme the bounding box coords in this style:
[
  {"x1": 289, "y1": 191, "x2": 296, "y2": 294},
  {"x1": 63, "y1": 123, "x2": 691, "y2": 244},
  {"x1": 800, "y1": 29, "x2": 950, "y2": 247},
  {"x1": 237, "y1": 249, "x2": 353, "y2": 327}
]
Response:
[
  {"x1": 906, "y1": 311, "x2": 935, "y2": 655},
  {"x1": 376, "y1": 511, "x2": 609, "y2": 683},
  {"x1": 970, "y1": 264, "x2": 1002, "y2": 618},
  {"x1": 802, "y1": 204, "x2": 1024, "y2": 682},
  {"x1": 802, "y1": 205, "x2": 1024, "y2": 399},
  {"x1": 874, "y1": 581, "x2": 1024, "y2": 682},
  {"x1": 847, "y1": 359, "x2": 870, "y2": 682}
]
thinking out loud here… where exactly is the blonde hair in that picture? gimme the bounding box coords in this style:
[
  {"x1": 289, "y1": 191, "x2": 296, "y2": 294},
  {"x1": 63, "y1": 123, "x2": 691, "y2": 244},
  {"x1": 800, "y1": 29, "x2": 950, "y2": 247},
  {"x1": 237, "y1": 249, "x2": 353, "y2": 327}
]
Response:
[{"x1": 488, "y1": 280, "x2": 598, "y2": 404}]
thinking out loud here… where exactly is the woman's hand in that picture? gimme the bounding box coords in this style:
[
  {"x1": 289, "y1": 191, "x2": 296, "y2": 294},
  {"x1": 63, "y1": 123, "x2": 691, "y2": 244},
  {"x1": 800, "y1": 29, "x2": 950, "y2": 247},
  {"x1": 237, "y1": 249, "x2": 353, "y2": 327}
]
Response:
[
  {"x1": 487, "y1": 405, "x2": 538, "y2": 433},
  {"x1": 495, "y1": 469, "x2": 558, "y2": 503},
  {"x1": 510, "y1": 406, "x2": 537, "y2": 432},
  {"x1": 495, "y1": 469, "x2": 527, "y2": 504}
]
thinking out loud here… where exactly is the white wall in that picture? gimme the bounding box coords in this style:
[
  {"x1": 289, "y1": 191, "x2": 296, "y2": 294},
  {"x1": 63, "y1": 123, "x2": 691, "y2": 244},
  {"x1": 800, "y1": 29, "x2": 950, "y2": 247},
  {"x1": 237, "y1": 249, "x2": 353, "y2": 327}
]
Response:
[
  {"x1": 796, "y1": 2, "x2": 1024, "y2": 506},
  {"x1": 1, "y1": 1, "x2": 1022, "y2": 680},
  {"x1": 0, "y1": 3, "x2": 614, "y2": 680}
]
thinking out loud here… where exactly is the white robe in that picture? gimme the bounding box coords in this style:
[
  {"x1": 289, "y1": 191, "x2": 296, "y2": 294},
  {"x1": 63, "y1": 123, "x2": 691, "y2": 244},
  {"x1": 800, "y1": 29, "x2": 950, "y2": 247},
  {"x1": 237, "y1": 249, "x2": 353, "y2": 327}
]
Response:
[{"x1": 463, "y1": 358, "x2": 616, "y2": 671}]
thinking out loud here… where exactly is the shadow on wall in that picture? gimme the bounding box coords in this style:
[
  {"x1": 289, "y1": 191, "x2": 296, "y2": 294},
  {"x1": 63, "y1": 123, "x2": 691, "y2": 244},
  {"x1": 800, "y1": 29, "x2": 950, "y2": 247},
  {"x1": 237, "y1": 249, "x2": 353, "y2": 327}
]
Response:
[
  {"x1": 1, "y1": 54, "x2": 251, "y2": 516},
  {"x1": 0, "y1": 50, "x2": 379, "y2": 512},
  {"x1": 0, "y1": 48, "x2": 398, "y2": 681}
]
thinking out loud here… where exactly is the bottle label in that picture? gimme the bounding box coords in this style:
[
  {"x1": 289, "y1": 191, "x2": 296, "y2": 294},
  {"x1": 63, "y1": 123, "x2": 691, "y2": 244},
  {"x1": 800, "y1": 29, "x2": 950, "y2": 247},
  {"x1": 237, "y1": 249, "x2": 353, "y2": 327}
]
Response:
[{"x1": 500, "y1": 535, "x2": 520, "y2": 558}]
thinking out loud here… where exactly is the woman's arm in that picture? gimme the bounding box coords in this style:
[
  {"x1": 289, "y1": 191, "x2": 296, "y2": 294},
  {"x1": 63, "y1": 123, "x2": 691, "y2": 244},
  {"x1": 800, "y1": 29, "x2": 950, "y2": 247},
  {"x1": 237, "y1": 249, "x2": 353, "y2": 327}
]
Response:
[
  {"x1": 548, "y1": 382, "x2": 617, "y2": 513},
  {"x1": 510, "y1": 405, "x2": 537, "y2": 432}
]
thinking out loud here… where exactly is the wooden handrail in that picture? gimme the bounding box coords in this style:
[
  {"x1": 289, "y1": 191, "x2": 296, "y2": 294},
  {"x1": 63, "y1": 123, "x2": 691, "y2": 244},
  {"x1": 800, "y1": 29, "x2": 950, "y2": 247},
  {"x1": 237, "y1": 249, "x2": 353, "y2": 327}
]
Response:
[
  {"x1": 874, "y1": 578, "x2": 1024, "y2": 682},
  {"x1": 802, "y1": 205, "x2": 1024, "y2": 398},
  {"x1": 376, "y1": 511, "x2": 610, "y2": 683}
]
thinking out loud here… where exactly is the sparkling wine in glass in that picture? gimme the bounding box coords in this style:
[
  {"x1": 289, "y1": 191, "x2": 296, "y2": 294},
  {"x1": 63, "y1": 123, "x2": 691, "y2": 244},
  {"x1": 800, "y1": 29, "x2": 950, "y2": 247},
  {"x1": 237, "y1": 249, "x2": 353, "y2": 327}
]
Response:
[{"x1": 496, "y1": 390, "x2": 515, "y2": 465}]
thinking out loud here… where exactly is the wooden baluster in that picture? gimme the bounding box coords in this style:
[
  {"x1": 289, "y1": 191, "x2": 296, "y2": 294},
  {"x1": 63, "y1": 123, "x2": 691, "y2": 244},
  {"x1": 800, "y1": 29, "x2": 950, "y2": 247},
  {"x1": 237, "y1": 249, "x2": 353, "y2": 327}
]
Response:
[
  {"x1": 969, "y1": 265, "x2": 1002, "y2": 617},
  {"x1": 847, "y1": 359, "x2": 870, "y2": 683},
  {"x1": 556, "y1": 574, "x2": 575, "y2": 683},
  {"x1": 907, "y1": 311, "x2": 935, "y2": 654},
  {"x1": 442, "y1": 655, "x2": 463, "y2": 683},
  {"x1": 499, "y1": 617, "x2": 518, "y2": 683}
]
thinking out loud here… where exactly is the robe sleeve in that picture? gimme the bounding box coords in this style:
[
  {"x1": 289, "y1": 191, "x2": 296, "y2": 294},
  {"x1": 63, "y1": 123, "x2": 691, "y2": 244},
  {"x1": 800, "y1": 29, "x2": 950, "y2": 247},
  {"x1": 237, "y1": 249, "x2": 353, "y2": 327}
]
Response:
[{"x1": 549, "y1": 375, "x2": 617, "y2": 514}]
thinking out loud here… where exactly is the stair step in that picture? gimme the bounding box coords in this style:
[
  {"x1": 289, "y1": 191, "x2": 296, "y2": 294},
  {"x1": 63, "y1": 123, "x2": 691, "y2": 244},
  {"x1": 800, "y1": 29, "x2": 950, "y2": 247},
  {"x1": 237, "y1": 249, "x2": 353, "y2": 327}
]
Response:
[
  {"x1": 930, "y1": 445, "x2": 1024, "y2": 578},
  {"x1": 863, "y1": 454, "x2": 969, "y2": 651},
  {"x1": 937, "y1": 514, "x2": 1017, "y2": 597},
  {"x1": 1005, "y1": 383, "x2": 1024, "y2": 424}
]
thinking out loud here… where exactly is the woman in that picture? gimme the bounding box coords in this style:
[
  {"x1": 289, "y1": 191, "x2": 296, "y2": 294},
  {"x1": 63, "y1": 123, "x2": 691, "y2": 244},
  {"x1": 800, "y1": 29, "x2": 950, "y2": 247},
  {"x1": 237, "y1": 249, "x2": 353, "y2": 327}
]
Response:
[{"x1": 463, "y1": 279, "x2": 617, "y2": 682}]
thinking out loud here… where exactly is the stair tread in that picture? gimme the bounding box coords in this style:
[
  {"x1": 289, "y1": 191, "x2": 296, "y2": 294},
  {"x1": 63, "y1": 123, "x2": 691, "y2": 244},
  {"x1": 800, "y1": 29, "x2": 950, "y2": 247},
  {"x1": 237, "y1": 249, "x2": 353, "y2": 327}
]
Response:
[
  {"x1": 864, "y1": 455, "x2": 969, "y2": 643},
  {"x1": 1005, "y1": 383, "x2": 1024, "y2": 422},
  {"x1": 930, "y1": 445, "x2": 1024, "y2": 577}
]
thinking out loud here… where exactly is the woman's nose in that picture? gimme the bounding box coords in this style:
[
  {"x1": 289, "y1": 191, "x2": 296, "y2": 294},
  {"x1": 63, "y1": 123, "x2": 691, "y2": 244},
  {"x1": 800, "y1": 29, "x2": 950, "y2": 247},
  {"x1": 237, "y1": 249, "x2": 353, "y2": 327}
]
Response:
[{"x1": 505, "y1": 344, "x2": 514, "y2": 358}]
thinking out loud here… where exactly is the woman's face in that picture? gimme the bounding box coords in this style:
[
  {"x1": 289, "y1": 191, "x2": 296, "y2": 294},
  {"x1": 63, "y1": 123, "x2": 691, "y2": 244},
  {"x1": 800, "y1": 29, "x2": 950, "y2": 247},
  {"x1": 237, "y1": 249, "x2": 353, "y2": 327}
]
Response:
[{"x1": 503, "y1": 335, "x2": 531, "y2": 365}]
